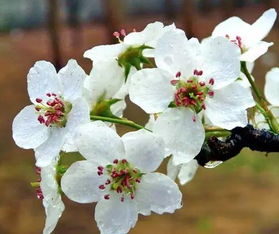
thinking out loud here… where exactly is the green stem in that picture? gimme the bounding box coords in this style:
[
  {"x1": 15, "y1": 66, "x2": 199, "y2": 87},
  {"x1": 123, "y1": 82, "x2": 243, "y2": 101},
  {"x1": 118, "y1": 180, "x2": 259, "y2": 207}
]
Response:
[
  {"x1": 205, "y1": 127, "x2": 231, "y2": 139},
  {"x1": 90, "y1": 115, "x2": 151, "y2": 132},
  {"x1": 241, "y1": 61, "x2": 279, "y2": 133}
]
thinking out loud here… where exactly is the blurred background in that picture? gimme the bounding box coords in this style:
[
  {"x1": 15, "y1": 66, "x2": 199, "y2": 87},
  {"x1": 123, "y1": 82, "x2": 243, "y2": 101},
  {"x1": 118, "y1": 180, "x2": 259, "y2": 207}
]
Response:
[{"x1": 0, "y1": 0, "x2": 279, "y2": 233}]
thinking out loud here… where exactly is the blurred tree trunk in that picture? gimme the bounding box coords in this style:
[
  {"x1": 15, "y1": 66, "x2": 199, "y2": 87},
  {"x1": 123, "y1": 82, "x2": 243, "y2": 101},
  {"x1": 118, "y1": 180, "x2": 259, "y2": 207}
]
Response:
[
  {"x1": 102, "y1": 0, "x2": 124, "y2": 43},
  {"x1": 182, "y1": 0, "x2": 195, "y2": 38},
  {"x1": 47, "y1": 0, "x2": 62, "y2": 69},
  {"x1": 165, "y1": 0, "x2": 176, "y2": 19},
  {"x1": 220, "y1": 0, "x2": 234, "y2": 19},
  {"x1": 200, "y1": 0, "x2": 211, "y2": 14}
]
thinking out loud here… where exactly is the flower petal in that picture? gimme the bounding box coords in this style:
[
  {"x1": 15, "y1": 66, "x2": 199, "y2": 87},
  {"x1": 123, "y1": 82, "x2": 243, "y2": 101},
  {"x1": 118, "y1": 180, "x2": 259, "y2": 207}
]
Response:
[
  {"x1": 122, "y1": 129, "x2": 165, "y2": 173},
  {"x1": 250, "y1": 8, "x2": 277, "y2": 44},
  {"x1": 35, "y1": 128, "x2": 65, "y2": 167},
  {"x1": 264, "y1": 67, "x2": 279, "y2": 106},
  {"x1": 178, "y1": 160, "x2": 199, "y2": 185},
  {"x1": 62, "y1": 98, "x2": 90, "y2": 152},
  {"x1": 84, "y1": 44, "x2": 126, "y2": 63},
  {"x1": 166, "y1": 156, "x2": 181, "y2": 181},
  {"x1": 27, "y1": 61, "x2": 61, "y2": 103},
  {"x1": 205, "y1": 82, "x2": 255, "y2": 129},
  {"x1": 41, "y1": 160, "x2": 65, "y2": 234},
  {"x1": 75, "y1": 122, "x2": 125, "y2": 162},
  {"x1": 240, "y1": 41, "x2": 273, "y2": 62},
  {"x1": 95, "y1": 193, "x2": 138, "y2": 234},
  {"x1": 12, "y1": 105, "x2": 49, "y2": 149},
  {"x1": 129, "y1": 68, "x2": 174, "y2": 114},
  {"x1": 58, "y1": 59, "x2": 86, "y2": 102},
  {"x1": 61, "y1": 160, "x2": 107, "y2": 203},
  {"x1": 201, "y1": 37, "x2": 241, "y2": 89},
  {"x1": 153, "y1": 108, "x2": 205, "y2": 165},
  {"x1": 135, "y1": 172, "x2": 182, "y2": 215}
]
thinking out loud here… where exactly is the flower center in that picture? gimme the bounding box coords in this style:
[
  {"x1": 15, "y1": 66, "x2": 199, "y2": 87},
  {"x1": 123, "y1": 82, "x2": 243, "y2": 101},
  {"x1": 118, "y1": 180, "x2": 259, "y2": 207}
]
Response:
[
  {"x1": 35, "y1": 93, "x2": 72, "y2": 128},
  {"x1": 97, "y1": 159, "x2": 142, "y2": 202},
  {"x1": 172, "y1": 70, "x2": 214, "y2": 113}
]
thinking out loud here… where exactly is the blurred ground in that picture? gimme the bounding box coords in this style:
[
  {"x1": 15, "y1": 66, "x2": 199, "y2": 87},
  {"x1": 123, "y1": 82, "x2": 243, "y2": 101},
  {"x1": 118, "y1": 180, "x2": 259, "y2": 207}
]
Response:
[{"x1": 0, "y1": 3, "x2": 279, "y2": 234}]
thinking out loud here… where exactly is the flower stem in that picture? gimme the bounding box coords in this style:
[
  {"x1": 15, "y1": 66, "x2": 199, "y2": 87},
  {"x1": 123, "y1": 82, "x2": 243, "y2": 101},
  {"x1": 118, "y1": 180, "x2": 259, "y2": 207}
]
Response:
[
  {"x1": 90, "y1": 115, "x2": 151, "y2": 131},
  {"x1": 205, "y1": 127, "x2": 231, "y2": 139},
  {"x1": 241, "y1": 61, "x2": 279, "y2": 133}
]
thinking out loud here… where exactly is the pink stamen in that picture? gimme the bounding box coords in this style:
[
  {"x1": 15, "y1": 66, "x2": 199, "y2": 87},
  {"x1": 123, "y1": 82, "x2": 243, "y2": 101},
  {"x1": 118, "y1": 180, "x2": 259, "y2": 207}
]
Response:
[
  {"x1": 171, "y1": 80, "x2": 178, "y2": 85},
  {"x1": 209, "y1": 78, "x2": 215, "y2": 85},
  {"x1": 36, "y1": 98, "x2": 42, "y2": 103},
  {"x1": 120, "y1": 29, "x2": 126, "y2": 36},
  {"x1": 176, "y1": 71, "x2": 181, "y2": 77},
  {"x1": 113, "y1": 159, "x2": 118, "y2": 164},
  {"x1": 104, "y1": 194, "x2": 110, "y2": 200},
  {"x1": 208, "y1": 91, "x2": 214, "y2": 97},
  {"x1": 99, "y1": 185, "x2": 105, "y2": 190},
  {"x1": 113, "y1": 31, "x2": 120, "y2": 38}
]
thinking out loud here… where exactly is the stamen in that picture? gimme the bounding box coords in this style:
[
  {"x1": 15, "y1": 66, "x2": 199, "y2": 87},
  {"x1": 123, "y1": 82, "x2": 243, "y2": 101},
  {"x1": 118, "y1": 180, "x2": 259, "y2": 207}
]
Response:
[
  {"x1": 209, "y1": 78, "x2": 215, "y2": 85},
  {"x1": 104, "y1": 194, "x2": 110, "y2": 200},
  {"x1": 176, "y1": 71, "x2": 181, "y2": 77},
  {"x1": 120, "y1": 29, "x2": 126, "y2": 37}
]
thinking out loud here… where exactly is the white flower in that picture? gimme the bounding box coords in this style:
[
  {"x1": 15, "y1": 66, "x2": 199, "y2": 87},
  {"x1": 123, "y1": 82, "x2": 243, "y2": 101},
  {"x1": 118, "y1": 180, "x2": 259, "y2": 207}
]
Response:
[
  {"x1": 37, "y1": 160, "x2": 65, "y2": 234},
  {"x1": 12, "y1": 60, "x2": 90, "y2": 167},
  {"x1": 212, "y1": 8, "x2": 277, "y2": 62},
  {"x1": 167, "y1": 156, "x2": 199, "y2": 185},
  {"x1": 129, "y1": 30, "x2": 255, "y2": 165},
  {"x1": 84, "y1": 22, "x2": 181, "y2": 84},
  {"x1": 61, "y1": 122, "x2": 182, "y2": 234},
  {"x1": 255, "y1": 67, "x2": 279, "y2": 129}
]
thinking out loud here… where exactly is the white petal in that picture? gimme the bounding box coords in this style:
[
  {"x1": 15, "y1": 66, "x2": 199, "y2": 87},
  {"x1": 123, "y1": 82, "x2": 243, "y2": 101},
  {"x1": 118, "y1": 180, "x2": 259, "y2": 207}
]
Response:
[
  {"x1": 95, "y1": 194, "x2": 138, "y2": 234},
  {"x1": 122, "y1": 129, "x2": 165, "y2": 173},
  {"x1": 153, "y1": 108, "x2": 205, "y2": 165},
  {"x1": 58, "y1": 59, "x2": 86, "y2": 102},
  {"x1": 155, "y1": 30, "x2": 200, "y2": 77},
  {"x1": 124, "y1": 21, "x2": 164, "y2": 46},
  {"x1": 264, "y1": 67, "x2": 279, "y2": 106},
  {"x1": 27, "y1": 61, "x2": 61, "y2": 103},
  {"x1": 205, "y1": 82, "x2": 255, "y2": 129},
  {"x1": 178, "y1": 160, "x2": 199, "y2": 185},
  {"x1": 129, "y1": 68, "x2": 174, "y2": 114},
  {"x1": 240, "y1": 41, "x2": 273, "y2": 62},
  {"x1": 251, "y1": 8, "x2": 277, "y2": 44},
  {"x1": 201, "y1": 37, "x2": 241, "y2": 89},
  {"x1": 62, "y1": 98, "x2": 90, "y2": 152},
  {"x1": 166, "y1": 156, "x2": 181, "y2": 181},
  {"x1": 85, "y1": 60, "x2": 125, "y2": 106},
  {"x1": 41, "y1": 160, "x2": 65, "y2": 234},
  {"x1": 135, "y1": 172, "x2": 182, "y2": 215},
  {"x1": 212, "y1": 16, "x2": 252, "y2": 46},
  {"x1": 84, "y1": 44, "x2": 126, "y2": 63},
  {"x1": 35, "y1": 128, "x2": 65, "y2": 167},
  {"x1": 12, "y1": 105, "x2": 49, "y2": 149},
  {"x1": 75, "y1": 122, "x2": 125, "y2": 162},
  {"x1": 61, "y1": 160, "x2": 107, "y2": 203}
]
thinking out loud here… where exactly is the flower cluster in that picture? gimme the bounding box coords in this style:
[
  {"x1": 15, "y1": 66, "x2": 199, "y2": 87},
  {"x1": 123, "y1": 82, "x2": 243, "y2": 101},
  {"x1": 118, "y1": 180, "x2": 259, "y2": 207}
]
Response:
[{"x1": 12, "y1": 9, "x2": 278, "y2": 234}]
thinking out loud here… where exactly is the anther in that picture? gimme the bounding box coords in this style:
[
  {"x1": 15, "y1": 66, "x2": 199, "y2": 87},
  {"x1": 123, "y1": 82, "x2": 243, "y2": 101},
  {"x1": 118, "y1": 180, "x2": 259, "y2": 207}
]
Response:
[
  {"x1": 99, "y1": 185, "x2": 105, "y2": 190},
  {"x1": 104, "y1": 194, "x2": 110, "y2": 200},
  {"x1": 209, "y1": 78, "x2": 215, "y2": 85}
]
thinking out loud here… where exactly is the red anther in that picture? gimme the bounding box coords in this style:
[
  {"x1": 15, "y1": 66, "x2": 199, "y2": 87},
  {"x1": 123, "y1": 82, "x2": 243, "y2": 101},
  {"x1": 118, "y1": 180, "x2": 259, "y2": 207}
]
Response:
[
  {"x1": 99, "y1": 185, "x2": 105, "y2": 190},
  {"x1": 199, "y1": 81, "x2": 205, "y2": 86},
  {"x1": 196, "y1": 91, "x2": 203, "y2": 96},
  {"x1": 187, "y1": 79, "x2": 193, "y2": 83},
  {"x1": 97, "y1": 171, "x2": 103, "y2": 176},
  {"x1": 176, "y1": 71, "x2": 181, "y2": 77},
  {"x1": 192, "y1": 115, "x2": 196, "y2": 122},
  {"x1": 136, "y1": 178, "x2": 141, "y2": 183},
  {"x1": 209, "y1": 78, "x2": 215, "y2": 85},
  {"x1": 113, "y1": 31, "x2": 120, "y2": 38},
  {"x1": 104, "y1": 194, "x2": 110, "y2": 200},
  {"x1": 202, "y1": 103, "x2": 206, "y2": 110},
  {"x1": 130, "y1": 193, "x2": 135, "y2": 199},
  {"x1": 35, "y1": 167, "x2": 41, "y2": 175},
  {"x1": 122, "y1": 159, "x2": 127, "y2": 164},
  {"x1": 46, "y1": 93, "x2": 51, "y2": 97},
  {"x1": 171, "y1": 80, "x2": 178, "y2": 85},
  {"x1": 36, "y1": 188, "x2": 44, "y2": 200},
  {"x1": 97, "y1": 166, "x2": 104, "y2": 171},
  {"x1": 36, "y1": 98, "x2": 42, "y2": 103},
  {"x1": 113, "y1": 159, "x2": 118, "y2": 164},
  {"x1": 121, "y1": 196, "x2": 124, "y2": 202},
  {"x1": 208, "y1": 91, "x2": 214, "y2": 97},
  {"x1": 117, "y1": 186, "x2": 122, "y2": 193},
  {"x1": 193, "y1": 69, "x2": 198, "y2": 75},
  {"x1": 38, "y1": 115, "x2": 45, "y2": 124},
  {"x1": 197, "y1": 70, "x2": 203, "y2": 76},
  {"x1": 120, "y1": 29, "x2": 126, "y2": 36},
  {"x1": 225, "y1": 34, "x2": 230, "y2": 39},
  {"x1": 105, "y1": 179, "x2": 111, "y2": 185},
  {"x1": 51, "y1": 93, "x2": 57, "y2": 96}
]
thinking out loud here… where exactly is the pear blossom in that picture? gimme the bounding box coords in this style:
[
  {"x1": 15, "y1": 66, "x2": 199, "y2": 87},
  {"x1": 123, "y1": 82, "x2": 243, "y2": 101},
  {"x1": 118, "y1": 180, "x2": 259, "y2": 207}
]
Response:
[
  {"x1": 12, "y1": 60, "x2": 90, "y2": 167},
  {"x1": 61, "y1": 122, "x2": 182, "y2": 234},
  {"x1": 255, "y1": 67, "x2": 279, "y2": 129},
  {"x1": 35, "y1": 160, "x2": 65, "y2": 234},
  {"x1": 84, "y1": 22, "x2": 181, "y2": 82},
  {"x1": 129, "y1": 29, "x2": 255, "y2": 165},
  {"x1": 212, "y1": 8, "x2": 277, "y2": 62}
]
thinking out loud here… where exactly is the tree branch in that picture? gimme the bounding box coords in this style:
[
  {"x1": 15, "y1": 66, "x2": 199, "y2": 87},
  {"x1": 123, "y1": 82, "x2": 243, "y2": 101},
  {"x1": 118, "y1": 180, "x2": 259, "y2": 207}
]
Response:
[{"x1": 195, "y1": 125, "x2": 279, "y2": 166}]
